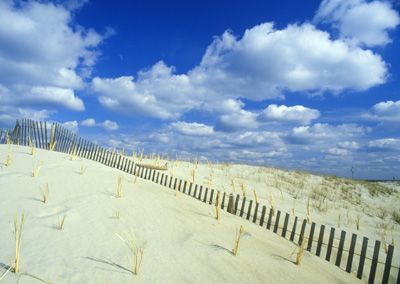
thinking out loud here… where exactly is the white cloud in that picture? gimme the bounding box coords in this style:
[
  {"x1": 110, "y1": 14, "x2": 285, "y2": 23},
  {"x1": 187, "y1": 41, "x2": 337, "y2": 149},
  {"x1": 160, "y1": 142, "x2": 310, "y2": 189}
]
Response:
[
  {"x1": 368, "y1": 138, "x2": 400, "y2": 151},
  {"x1": 29, "y1": 86, "x2": 85, "y2": 111},
  {"x1": 286, "y1": 123, "x2": 366, "y2": 145},
  {"x1": 326, "y1": 147, "x2": 349, "y2": 156},
  {"x1": 78, "y1": 118, "x2": 118, "y2": 131},
  {"x1": 80, "y1": 118, "x2": 96, "y2": 127},
  {"x1": 216, "y1": 110, "x2": 259, "y2": 132},
  {"x1": 170, "y1": 121, "x2": 214, "y2": 136},
  {"x1": 62, "y1": 120, "x2": 79, "y2": 132},
  {"x1": 365, "y1": 100, "x2": 400, "y2": 122},
  {"x1": 261, "y1": 104, "x2": 320, "y2": 124},
  {"x1": 92, "y1": 62, "x2": 196, "y2": 120},
  {"x1": 91, "y1": 22, "x2": 387, "y2": 120},
  {"x1": 100, "y1": 120, "x2": 119, "y2": 131},
  {"x1": 0, "y1": 0, "x2": 105, "y2": 118},
  {"x1": 337, "y1": 141, "x2": 360, "y2": 150},
  {"x1": 315, "y1": 0, "x2": 400, "y2": 47}
]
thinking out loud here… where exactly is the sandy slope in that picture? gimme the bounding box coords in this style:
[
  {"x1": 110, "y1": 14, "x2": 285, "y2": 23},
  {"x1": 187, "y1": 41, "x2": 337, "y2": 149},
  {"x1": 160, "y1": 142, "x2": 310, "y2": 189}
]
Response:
[
  {"x1": 151, "y1": 157, "x2": 400, "y2": 258},
  {"x1": 0, "y1": 145, "x2": 362, "y2": 283}
]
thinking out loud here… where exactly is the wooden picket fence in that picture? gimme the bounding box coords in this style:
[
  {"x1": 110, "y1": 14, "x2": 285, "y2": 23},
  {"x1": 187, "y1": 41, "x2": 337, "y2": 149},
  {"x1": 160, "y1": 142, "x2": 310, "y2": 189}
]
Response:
[{"x1": 1, "y1": 119, "x2": 399, "y2": 283}]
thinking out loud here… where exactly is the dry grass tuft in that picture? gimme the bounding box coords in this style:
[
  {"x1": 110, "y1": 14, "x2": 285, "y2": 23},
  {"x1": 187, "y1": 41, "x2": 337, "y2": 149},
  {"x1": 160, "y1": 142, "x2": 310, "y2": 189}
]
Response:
[
  {"x1": 41, "y1": 183, "x2": 49, "y2": 203},
  {"x1": 32, "y1": 159, "x2": 43, "y2": 178},
  {"x1": 295, "y1": 237, "x2": 307, "y2": 265},
  {"x1": 79, "y1": 165, "x2": 87, "y2": 175},
  {"x1": 232, "y1": 225, "x2": 245, "y2": 256},
  {"x1": 58, "y1": 215, "x2": 67, "y2": 230},
  {"x1": 116, "y1": 232, "x2": 146, "y2": 275},
  {"x1": 215, "y1": 191, "x2": 221, "y2": 220},
  {"x1": 13, "y1": 213, "x2": 25, "y2": 273},
  {"x1": 355, "y1": 215, "x2": 361, "y2": 230},
  {"x1": 5, "y1": 145, "x2": 12, "y2": 167},
  {"x1": 116, "y1": 176, "x2": 124, "y2": 198}
]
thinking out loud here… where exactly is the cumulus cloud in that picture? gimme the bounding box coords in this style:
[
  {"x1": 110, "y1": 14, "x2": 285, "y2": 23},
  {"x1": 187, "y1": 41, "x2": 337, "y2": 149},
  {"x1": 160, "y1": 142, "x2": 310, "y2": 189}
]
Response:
[
  {"x1": 100, "y1": 120, "x2": 119, "y2": 131},
  {"x1": 315, "y1": 0, "x2": 400, "y2": 47},
  {"x1": 170, "y1": 121, "x2": 214, "y2": 136},
  {"x1": 80, "y1": 118, "x2": 96, "y2": 127},
  {"x1": 368, "y1": 138, "x2": 400, "y2": 151},
  {"x1": 62, "y1": 120, "x2": 79, "y2": 132},
  {"x1": 92, "y1": 62, "x2": 196, "y2": 120},
  {"x1": 337, "y1": 141, "x2": 360, "y2": 150},
  {"x1": 216, "y1": 110, "x2": 259, "y2": 132},
  {"x1": 91, "y1": 22, "x2": 387, "y2": 120},
  {"x1": 29, "y1": 86, "x2": 85, "y2": 111},
  {"x1": 285, "y1": 123, "x2": 367, "y2": 145},
  {"x1": 365, "y1": 100, "x2": 400, "y2": 122},
  {"x1": 0, "y1": 0, "x2": 105, "y2": 120},
  {"x1": 79, "y1": 118, "x2": 118, "y2": 131},
  {"x1": 261, "y1": 104, "x2": 320, "y2": 124}
]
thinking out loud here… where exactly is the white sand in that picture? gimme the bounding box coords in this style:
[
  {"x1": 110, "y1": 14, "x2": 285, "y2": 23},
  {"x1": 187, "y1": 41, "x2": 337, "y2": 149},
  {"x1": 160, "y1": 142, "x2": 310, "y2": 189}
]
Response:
[{"x1": 0, "y1": 145, "x2": 364, "y2": 283}]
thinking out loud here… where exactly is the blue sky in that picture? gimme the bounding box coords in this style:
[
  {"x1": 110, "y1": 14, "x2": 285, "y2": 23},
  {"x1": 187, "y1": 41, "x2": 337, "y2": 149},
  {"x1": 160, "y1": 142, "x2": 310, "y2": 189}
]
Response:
[{"x1": 0, "y1": 0, "x2": 399, "y2": 179}]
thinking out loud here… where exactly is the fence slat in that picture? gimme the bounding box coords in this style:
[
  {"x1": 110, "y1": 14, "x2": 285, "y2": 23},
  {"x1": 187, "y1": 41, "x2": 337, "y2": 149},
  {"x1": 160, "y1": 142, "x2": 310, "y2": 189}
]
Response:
[
  {"x1": 260, "y1": 205, "x2": 266, "y2": 227},
  {"x1": 209, "y1": 189, "x2": 214, "y2": 204},
  {"x1": 357, "y1": 237, "x2": 368, "y2": 279},
  {"x1": 246, "y1": 200, "x2": 253, "y2": 220},
  {"x1": 282, "y1": 213, "x2": 289, "y2": 238},
  {"x1": 326, "y1": 227, "x2": 335, "y2": 262},
  {"x1": 234, "y1": 194, "x2": 240, "y2": 214},
  {"x1": 335, "y1": 230, "x2": 346, "y2": 267},
  {"x1": 253, "y1": 202, "x2": 259, "y2": 223},
  {"x1": 316, "y1": 225, "x2": 325, "y2": 257},
  {"x1": 290, "y1": 216, "x2": 298, "y2": 242},
  {"x1": 368, "y1": 240, "x2": 381, "y2": 284},
  {"x1": 267, "y1": 208, "x2": 273, "y2": 230},
  {"x1": 307, "y1": 222, "x2": 316, "y2": 252},
  {"x1": 382, "y1": 244, "x2": 394, "y2": 284},
  {"x1": 240, "y1": 197, "x2": 246, "y2": 217},
  {"x1": 299, "y1": 219, "x2": 307, "y2": 245},
  {"x1": 273, "y1": 210, "x2": 281, "y2": 233},
  {"x1": 346, "y1": 233, "x2": 357, "y2": 273}
]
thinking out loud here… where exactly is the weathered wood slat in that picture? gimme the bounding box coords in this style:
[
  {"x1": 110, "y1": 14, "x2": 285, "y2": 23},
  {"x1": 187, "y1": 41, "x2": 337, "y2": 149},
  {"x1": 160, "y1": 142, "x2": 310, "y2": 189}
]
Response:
[
  {"x1": 290, "y1": 216, "x2": 298, "y2": 242},
  {"x1": 316, "y1": 225, "x2": 325, "y2": 257},
  {"x1": 357, "y1": 237, "x2": 368, "y2": 279},
  {"x1": 307, "y1": 222, "x2": 316, "y2": 252},
  {"x1": 368, "y1": 240, "x2": 381, "y2": 284},
  {"x1": 346, "y1": 233, "x2": 357, "y2": 273},
  {"x1": 282, "y1": 213, "x2": 289, "y2": 238},
  {"x1": 335, "y1": 230, "x2": 346, "y2": 267},
  {"x1": 382, "y1": 244, "x2": 394, "y2": 284},
  {"x1": 246, "y1": 200, "x2": 253, "y2": 220}
]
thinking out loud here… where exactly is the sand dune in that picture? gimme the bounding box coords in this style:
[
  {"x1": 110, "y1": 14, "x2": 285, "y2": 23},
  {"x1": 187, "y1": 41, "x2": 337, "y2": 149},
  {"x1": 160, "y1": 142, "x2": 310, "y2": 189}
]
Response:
[{"x1": 0, "y1": 145, "x2": 368, "y2": 283}]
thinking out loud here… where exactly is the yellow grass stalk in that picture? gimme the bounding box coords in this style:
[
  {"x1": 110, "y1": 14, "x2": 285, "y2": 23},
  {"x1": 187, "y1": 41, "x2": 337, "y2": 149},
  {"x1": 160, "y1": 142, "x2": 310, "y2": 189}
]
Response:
[
  {"x1": 253, "y1": 189, "x2": 259, "y2": 204},
  {"x1": 13, "y1": 213, "x2": 25, "y2": 273},
  {"x1": 191, "y1": 169, "x2": 196, "y2": 184},
  {"x1": 28, "y1": 136, "x2": 36, "y2": 156},
  {"x1": 230, "y1": 179, "x2": 236, "y2": 192},
  {"x1": 58, "y1": 215, "x2": 67, "y2": 230},
  {"x1": 268, "y1": 193, "x2": 275, "y2": 216},
  {"x1": 116, "y1": 232, "x2": 146, "y2": 275},
  {"x1": 79, "y1": 165, "x2": 87, "y2": 175},
  {"x1": 232, "y1": 225, "x2": 245, "y2": 256},
  {"x1": 115, "y1": 211, "x2": 120, "y2": 219},
  {"x1": 355, "y1": 215, "x2": 361, "y2": 230},
  {"x1": 32, "y1": 160, "x2": 43, "y2": 178},
  {"x1": 41, "y1": 183, "x2": 49, "y2": 203},
  {"x1": 139, "y1": 149, "x2": 144, "y2": 162},
  {"x1": 5, "y1": 145, "x2": 12, "y2": 167},
  {"x1": 116, "y1": 176, "x2": 124, "y2": 198},
  {"x1": 306, "y1": 198, "x2": 311, "y2": 224},
  {"x1": 338, "y1": 214, "x2": 341, "y2": 228},
  {"x1": 240, "y1": 182, "x2": 246, "y2": 197},
  {"x1": 215, "y1": 191, "x2": 221, "y2": 220},
  {"x1": 49, "y1": 140, "x2": 56, "y2": 151},
  {"x1": 295, "y1": 237, "x2": 307, "y2": 265},
  {"x1": 69, "y1": 145, "x2": 77, "y2": 160}
]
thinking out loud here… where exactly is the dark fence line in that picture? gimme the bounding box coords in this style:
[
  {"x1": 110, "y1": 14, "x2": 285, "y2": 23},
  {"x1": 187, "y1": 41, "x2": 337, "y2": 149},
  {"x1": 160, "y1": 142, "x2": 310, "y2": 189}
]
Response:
[{"x1": 1, "y1": 119, "x2": 399, "y2": 284}]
